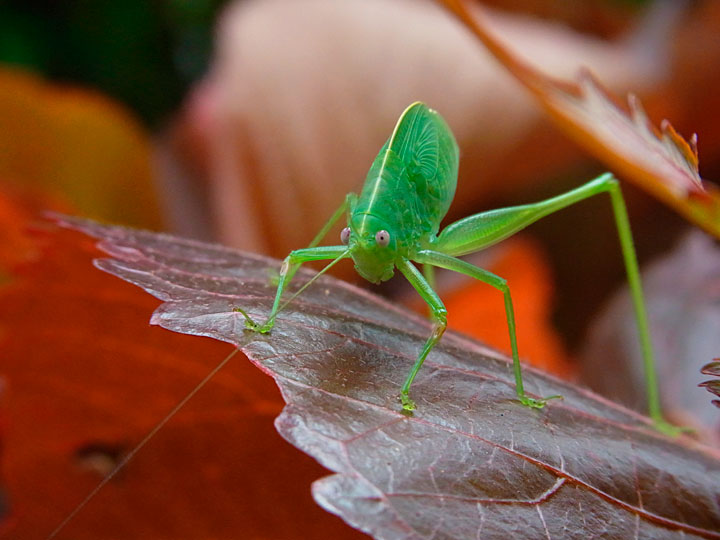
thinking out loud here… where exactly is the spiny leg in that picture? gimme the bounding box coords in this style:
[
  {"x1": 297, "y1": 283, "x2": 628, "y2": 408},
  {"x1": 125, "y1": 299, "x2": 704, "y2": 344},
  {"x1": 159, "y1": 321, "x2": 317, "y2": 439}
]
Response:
[
  {"x1": 397, "y1": 258, "x2": 447, "y2": 411},
  {"x1": 235, "y1": 245, "x2": 349, "y2": 333},
  {"x1": 415, "y1": 250, "x2": 561, "y2": 408}
]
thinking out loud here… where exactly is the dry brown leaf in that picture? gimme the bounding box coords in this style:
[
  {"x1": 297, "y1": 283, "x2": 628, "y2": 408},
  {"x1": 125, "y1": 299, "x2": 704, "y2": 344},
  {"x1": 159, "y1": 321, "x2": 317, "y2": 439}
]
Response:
[
  {"x1": 700, "y1": 360, "x2": 720, "y2": 410},
  {"x1": 51, "y1": 214, "x2": 720, "y2": 540},
  {"x1": 439, "y1": 0, "x2": 720, "y2": 237}
]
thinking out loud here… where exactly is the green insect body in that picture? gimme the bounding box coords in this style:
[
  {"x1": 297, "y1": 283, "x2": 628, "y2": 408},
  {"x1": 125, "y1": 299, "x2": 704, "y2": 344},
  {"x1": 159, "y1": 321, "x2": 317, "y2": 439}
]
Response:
[
  {"x1": 239, "y1": 102, "x2": 680, "y2": 435},
  {"x1": 350, "y1": 103, "x2": 458, "y2": 279}
]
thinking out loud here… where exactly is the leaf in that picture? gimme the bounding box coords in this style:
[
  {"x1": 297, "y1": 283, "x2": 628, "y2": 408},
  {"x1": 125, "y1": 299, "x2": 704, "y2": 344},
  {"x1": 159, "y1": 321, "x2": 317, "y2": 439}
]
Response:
[
  {"x1": 0, "y1": 187, "x2": 64, "y2": 279},
  {"x1": 438, "y1": 0, "x2": 720, "y2": 238},
  {"x1": 52, "y1": 214, "x2": 720, "y2": 540},
  {"x1": 0, "y1": 67, "x2": 162, "y2": 229},
  {"x1": 703, "y1": 362, "x2": 720, "y2": 377},
  {"x1": 700, "y1": 360, "x2": 720, "y2": 410},
  {"x1": 0, "y1": 226, "x2": 363, "y2": 539}
]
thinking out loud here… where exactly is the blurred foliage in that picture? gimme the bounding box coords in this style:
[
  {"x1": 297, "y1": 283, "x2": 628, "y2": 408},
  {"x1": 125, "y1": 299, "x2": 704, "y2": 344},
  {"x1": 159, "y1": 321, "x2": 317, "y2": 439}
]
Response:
[
  {"x1": 0, "y1": 68, "x2": 163, "y2": 229},
  {"x1": 0, "y1": 0, "x2": 229, "y2": 125},
  {"x1": 0, "y1": 0, "x2": 653, "y2": 126}
]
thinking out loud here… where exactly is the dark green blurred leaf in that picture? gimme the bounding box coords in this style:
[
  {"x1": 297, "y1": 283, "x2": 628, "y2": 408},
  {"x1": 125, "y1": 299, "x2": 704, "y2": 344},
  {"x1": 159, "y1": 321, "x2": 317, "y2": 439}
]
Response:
[{"x1": 0, "y1": 0, "x2": 228, "y2": 124}]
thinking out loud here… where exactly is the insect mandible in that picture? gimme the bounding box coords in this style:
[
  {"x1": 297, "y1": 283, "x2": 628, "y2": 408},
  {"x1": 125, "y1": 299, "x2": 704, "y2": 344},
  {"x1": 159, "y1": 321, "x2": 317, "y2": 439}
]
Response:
[{"x1": 236, "y1": 101, "x2": 678, "y2": 435}]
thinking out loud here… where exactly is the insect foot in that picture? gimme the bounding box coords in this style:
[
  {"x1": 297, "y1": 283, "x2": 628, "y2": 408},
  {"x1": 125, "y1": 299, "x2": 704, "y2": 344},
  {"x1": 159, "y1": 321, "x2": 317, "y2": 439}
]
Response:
[
  {"x1": 652, "y1": 419, "x2": 694, "y2": 438},
  {"x1": 519, "y1": 394, "x2": 563, "y2": 409},
  {"x1": 232, "y1": 307, "x2": 268, "y2": 333},
  {"x1": 256, "y1": 322, "x2": 275, "y2": 334},
  {"x1": 244, "y1": 319, "x2": 261, "y2": 331},
  {"x1": 400, "y1": 391, "x2": 416, "y2": 412}
]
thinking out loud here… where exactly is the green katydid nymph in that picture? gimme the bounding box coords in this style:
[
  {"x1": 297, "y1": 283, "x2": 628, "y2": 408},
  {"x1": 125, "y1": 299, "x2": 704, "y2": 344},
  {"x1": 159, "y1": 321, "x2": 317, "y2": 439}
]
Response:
[{"x1": 236, "y1": 101, "x2": 680, "y2": 435}]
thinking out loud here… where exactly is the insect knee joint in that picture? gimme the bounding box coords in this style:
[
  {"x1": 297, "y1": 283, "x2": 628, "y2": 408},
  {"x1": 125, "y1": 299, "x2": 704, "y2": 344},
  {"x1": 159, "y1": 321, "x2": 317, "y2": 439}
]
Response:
[
  {"x1": 433, "y1": 309, "x2": 448, "y2": 329},
  {"x1": 597, "y1": 173, "x2": 619, "y2": 189},
  {"x1": 283, "y1": 251, "x2": 304, "y2": 274}
]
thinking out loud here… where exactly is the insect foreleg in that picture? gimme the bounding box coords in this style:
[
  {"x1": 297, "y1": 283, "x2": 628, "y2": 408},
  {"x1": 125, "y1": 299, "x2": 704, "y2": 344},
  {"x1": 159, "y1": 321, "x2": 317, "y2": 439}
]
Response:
[
  {"x1": 396, "y1": 258, "x2": 447, "y2": 411},
  {"x1": 237, "y1": 245, "x2": 349, "y2": 333},
  {"x1": 414, "y1": 250, "x2": 561, "y2": 409}
]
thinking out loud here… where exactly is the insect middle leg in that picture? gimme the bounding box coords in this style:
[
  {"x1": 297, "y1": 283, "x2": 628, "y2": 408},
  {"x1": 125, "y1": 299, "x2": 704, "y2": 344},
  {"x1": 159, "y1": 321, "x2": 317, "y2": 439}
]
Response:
[{"x1": 414, "y1": 250, "x2": 561, "y2": 409}]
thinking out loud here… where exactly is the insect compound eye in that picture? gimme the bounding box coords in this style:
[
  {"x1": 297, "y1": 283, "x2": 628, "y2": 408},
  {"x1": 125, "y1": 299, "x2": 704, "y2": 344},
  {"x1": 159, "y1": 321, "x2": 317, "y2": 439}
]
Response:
[
  {"x1": 375, "y1": 230, "x2": 390, "y2": 247},
  {"x1": 340, "y1": 227, "x2": 351, "y2": 245}
]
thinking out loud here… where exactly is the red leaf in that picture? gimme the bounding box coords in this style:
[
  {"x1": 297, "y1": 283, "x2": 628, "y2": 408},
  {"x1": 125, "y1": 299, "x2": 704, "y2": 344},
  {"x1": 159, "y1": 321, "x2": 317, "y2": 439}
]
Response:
[
  {"x1": 51, "y1": 215, "x2": 720, "y2": 539},
  {"x1": 0, "y1": 227, "x2": 363, "y2": 539}
]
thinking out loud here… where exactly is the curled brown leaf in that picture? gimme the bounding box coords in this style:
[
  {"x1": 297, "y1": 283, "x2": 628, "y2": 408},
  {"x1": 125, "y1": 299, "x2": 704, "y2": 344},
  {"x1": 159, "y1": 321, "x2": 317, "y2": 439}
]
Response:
[{"x1": 439, "y1": 0, "x2": 720, "y2": 237}]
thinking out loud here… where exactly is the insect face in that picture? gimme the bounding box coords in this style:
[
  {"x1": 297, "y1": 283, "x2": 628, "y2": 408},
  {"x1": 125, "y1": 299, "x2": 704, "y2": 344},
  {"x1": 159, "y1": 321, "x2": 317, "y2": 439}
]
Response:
[{"x1": 347, "y1": 215, "x2": 396, "y2": 284}]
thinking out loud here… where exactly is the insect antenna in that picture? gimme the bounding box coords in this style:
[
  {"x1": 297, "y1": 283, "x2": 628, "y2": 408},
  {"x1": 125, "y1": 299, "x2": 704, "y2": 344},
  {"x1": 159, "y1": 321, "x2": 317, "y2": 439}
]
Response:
[{"x1": 46, "y1": 347, "x2": 241, "y2": 539}]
